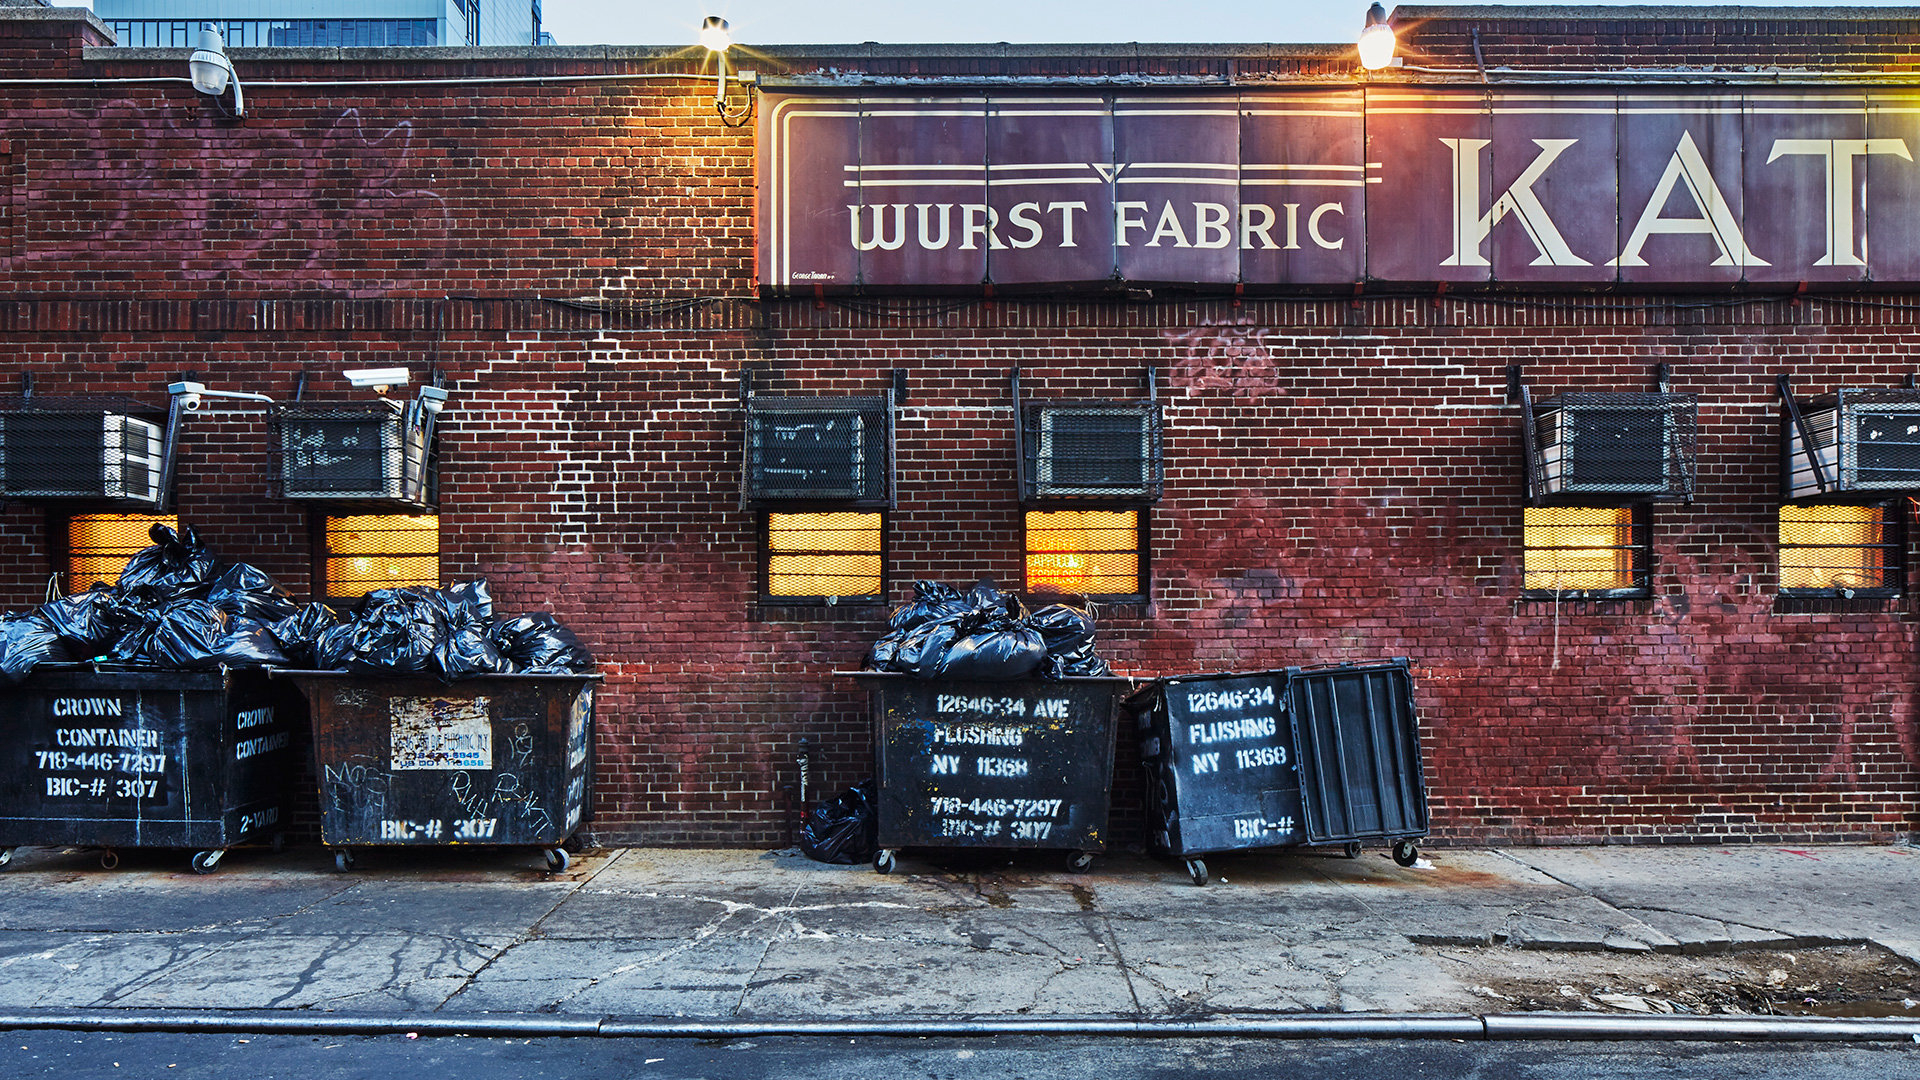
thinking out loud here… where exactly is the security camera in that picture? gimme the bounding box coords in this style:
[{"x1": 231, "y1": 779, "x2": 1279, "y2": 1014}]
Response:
[
  {"x1": 167, "y1": 380, "x2": 206, "y2": 411},
  {"x1": 416, "y1": 384, "x2": 449, "y2": 417},
  {"x1": 344, "y1": 367, "x2": 410, "y2": 391}
]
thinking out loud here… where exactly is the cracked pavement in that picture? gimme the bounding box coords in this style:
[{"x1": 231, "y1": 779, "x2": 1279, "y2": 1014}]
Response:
[{"x1": 0, "y1": 842, "x2": 1913, "y2": 1018}]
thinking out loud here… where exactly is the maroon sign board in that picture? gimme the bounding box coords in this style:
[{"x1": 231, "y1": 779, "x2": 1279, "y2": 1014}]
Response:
[{"x1": 758, "y1": 88, "x2": 1920, "y2": 291}]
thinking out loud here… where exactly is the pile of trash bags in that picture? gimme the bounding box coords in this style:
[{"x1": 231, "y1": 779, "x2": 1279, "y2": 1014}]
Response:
[
  {"x1": 0, "y1": 523, "x2": 592, "y2": 685},
  {"x1": 865, "y1": 580, "x2": 1111, "y2": 681}
]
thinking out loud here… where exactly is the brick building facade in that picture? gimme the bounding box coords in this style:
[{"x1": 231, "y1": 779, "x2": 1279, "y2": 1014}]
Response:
[{"x1": 1, "y1": 5, "x2": 1916, "y2": 847}]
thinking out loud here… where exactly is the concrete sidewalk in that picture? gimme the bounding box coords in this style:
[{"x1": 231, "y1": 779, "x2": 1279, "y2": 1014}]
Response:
[{"x1": 0, "y1": 841, "x2": 1915, "y2": 1027}]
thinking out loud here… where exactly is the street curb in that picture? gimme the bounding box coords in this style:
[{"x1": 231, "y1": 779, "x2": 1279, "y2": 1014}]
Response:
[{"x1": 0, "y1": 1010, "x2": 1917, "y2": 1042}]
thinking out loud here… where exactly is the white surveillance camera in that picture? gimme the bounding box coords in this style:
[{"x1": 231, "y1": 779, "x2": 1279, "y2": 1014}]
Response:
[
  {"x1": 167, "y1": 380, "x2": 206, "y2": 410},
  {"x1": 344, "y1": 367, "x2": 411, "y2": 391}
]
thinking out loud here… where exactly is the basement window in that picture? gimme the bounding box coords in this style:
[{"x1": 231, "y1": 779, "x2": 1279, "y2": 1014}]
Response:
[
  {"x1": 1521, "y1": 505, "x2": 1650, "y2": 599},
  {"x1": 762, "y1": 511, "x2": 884, "y2": 603},
  {"x1": 1024, "y1": 509, "x2": 1147, "y2": 601},
  {"x1": 66, "y1": 513, "x2": 177, "y2": 592},
  {"x1": 1778, "y1": 502, "x2": 1902, "y2": 597},
  {"x1": 321, "y1": 514, "x2": 440, "y2": 602}
]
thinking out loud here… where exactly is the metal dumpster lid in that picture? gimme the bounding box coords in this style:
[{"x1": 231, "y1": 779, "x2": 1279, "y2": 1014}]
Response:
[
  {"x1": 835, "y1": 670, "x2": 1133, "y2": 684},
  {"x1": 266, "y1": 667, "x2": 602, "y2": 682}
]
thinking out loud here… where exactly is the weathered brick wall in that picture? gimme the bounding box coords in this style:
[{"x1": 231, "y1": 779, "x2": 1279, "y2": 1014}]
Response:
[{"x1": 0, "y1": 13, "x2": 1914, "y2": 848}]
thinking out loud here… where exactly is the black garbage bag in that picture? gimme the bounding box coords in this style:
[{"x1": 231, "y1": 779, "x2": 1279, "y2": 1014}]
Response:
[
  {"x1": 109, "y1": 599, "x2": 230, "y2": 669},
  {"x1": 1042, "y1": 646, "x2": 1113, "y2": 680},
  {"x1": 892, "y1": 615, "x2": 964, "y2": 678},
  {"x1": 268, "y1": 602, "x2": 342, "y2": 667},
  {"x1": 334, "y1": 589, "x2": 446, "y2": 675},
  {"x1": 212, "y1": 616, "x2": 292, "y2": 668},
  {"x1": 488, "y1": 613, "x2": 593, "y2": 674},
  {"x1": 936, "y1": 624, "x2": 1048, "y2": 681},
  {"x1": 310, "y1": 620, "x2": 359, "y2": 672},
  {"x1": 0, "y1": 612, "x2": 72, "y2": 685},
  {"x1": 865, "y1": 625, "x2": 909, "y2": 671},
  {"x1": 1027, "y1": 602, "x2": 1096, "y2": 655},
  {"x1": 39, "y1": 586, "x2": 138, "y2": 657},
  {"x1": 116, "y1": 523, "x2": 218, "y2": 603},
  {"x1": 965, "y1": 580, "x2": 1026, "y2": 624},
  {"x1": 886, "y1": 580, "x2": 969, "y2": 632},
  {"x1": 799, "y1": 779, "x2": 877, "y2": 865},
  {"x1": 207, "y1": 562, "x2": 301, "y2": 623},
  {"x1": 438, "y1": 618, "x2": 507, "y2": 679},
  {"x1": 427, "y1": 581, "x2": 507, "y2": 677}
]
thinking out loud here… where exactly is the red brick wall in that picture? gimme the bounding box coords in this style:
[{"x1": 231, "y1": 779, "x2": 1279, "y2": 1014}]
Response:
[{"x1": 0, "y1": 14, "x2": 1915, "y2": 847}]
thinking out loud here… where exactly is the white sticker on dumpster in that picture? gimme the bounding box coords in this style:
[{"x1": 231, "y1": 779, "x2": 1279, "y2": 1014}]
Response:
[{"x1": 390, "y1": 697, "x2": 492, "y2": 770}]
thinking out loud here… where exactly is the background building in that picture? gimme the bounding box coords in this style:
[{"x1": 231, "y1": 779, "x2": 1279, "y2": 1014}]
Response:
[
  {"x1": 90, "y1": 0, "x2": 547, "y2": 47},
  {"x1": 0, "y1": 5, "x2": 1913, "y2": 849}
]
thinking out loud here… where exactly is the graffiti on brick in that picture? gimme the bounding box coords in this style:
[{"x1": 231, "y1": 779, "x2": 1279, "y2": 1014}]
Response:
[
  {"x1": 4, "y1": 104, "x2": 449, "y2": 285},
  {"x1": 1163, "y1": 323, "x2": 1283, "y2": 397}
]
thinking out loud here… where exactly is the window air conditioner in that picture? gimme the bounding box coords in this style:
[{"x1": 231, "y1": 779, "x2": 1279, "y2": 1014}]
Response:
[
  {"x1": 278, "y1": 405, "x2": 427, "y2": 501},
  {"x1": 1536, "y1": 402, "x2": 1674, "y2": 496},
  {"x1": 1033, "y1": 406, "x2": 1154, "y2": 498},
  {"x1": 0, "y1": 412, "x2": 164, "y2": 504},
  {"x1": 748, "y1": 409, "x2": 869, "y2": 500},
  {"x1": 1784, "y1": 389, "x2": 1920, "y2": 499}
]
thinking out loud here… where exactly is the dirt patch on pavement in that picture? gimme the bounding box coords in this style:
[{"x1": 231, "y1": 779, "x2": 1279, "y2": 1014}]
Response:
[{"x1": 1428, "y1": 943, "x2": 1920, "y2": 1017}]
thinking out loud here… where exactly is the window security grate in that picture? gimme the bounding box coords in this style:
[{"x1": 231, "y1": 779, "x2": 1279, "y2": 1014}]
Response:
[{"x1": 1527, "y1": 392, "x2": 1698, "y2": 504}]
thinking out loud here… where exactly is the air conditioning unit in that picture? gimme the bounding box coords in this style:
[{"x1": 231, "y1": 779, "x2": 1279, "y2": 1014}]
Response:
[
  {"x1": 1783, "y1": 389, "x2": 1920, "y2": 499},
  {"x1": 0, "y1": 412, "x2": 164, "y2": 505},
  {"x1": 277, "y1": 404, "x2": 428, "y2": 503},
  {"x1": 1032, "y1": 406, "x2": 1157, "y2": 499},
  {"x1": 746, "y1": 402, "x2": 885, "y2": 502},
  {"x1": 1533, "y1": 396, "x2": 1690, "y2": 499}
]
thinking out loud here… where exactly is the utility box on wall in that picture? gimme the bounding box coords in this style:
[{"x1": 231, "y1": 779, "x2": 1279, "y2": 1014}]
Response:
[{"x1": 0, "y1": 402, "x2": 166, "y2": 509}]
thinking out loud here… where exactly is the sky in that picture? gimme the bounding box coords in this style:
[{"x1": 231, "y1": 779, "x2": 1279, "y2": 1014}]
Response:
[{"x1": 541, "y1": 0, "x2": 1920, "y2": 47}]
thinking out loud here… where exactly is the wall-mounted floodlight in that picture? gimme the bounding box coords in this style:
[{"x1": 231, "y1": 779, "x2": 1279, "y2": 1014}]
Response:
[
  {"x1": 701, "y1": 15, "x2": 755, "y2": 126},
  {"x1": 344, "y1": 367, "x2": 411, "y2": 393},
  {"x1": 188, "y1": 24, "x2": 245, "y2": 117},
  {"x1": 1358, "y1": 3, "x2": 1398, "y2": 70}
]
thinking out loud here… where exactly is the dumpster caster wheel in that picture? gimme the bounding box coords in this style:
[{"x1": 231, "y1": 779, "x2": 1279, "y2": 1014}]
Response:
[
  {"x1": 873, "y1": 849, "x2": 896, "y2": 875},
  {"x1": 1186, "y1": 859, "x2": 1208, "y2": 887},
  {"x1": 190, "y1": 850, "x2": 224, "y2": 875},
  {"x1": 1066, "y1": 851, "x2": 1096, "y2": 873},
  {"x1": 1342, "y1": 842, "x2": 1363, "y2": 859},
  {"x1": 334, "y1": 850, "x2": 356, "y2": 873},
  {"x1": 0, "y1": 847, "x2": 14, "y2": 871},
  {"x1": 99, "y1": 850, "x2": 119, "y2": 871},
  {"x1": 543, "y1": 847, "x2": 571, "y2": 873},
  {"x1": 269, "y1": 832, "x2": 286, "y2": 855},
  {"x1": 1392, "y1": 840, "x2": 1420, "y2": 868}
]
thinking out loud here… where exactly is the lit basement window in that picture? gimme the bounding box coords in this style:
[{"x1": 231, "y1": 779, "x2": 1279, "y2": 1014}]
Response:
[
  {"x1": 324, "y1": 514, "x2": 440, "y2": 599},
  {"x1": 1779, "y1": 503, "x2": 1899, "y2": 595},
  {"x1": 1024, "y1": 509, "x2": 1145, "y2": 599},
  {"x1": 1522, "y1": 506, "x2": 1645, "y2": 596},
  {"x1": 67, "y1": 513, "x2": 178, "y2": 592},
  {"x1": 764, "y1": 511, "x2": 883, "y2": 601}
]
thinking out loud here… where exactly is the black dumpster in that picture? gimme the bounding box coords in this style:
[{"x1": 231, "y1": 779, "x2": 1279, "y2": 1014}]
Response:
[
  {"x1": 0, "y1": 665, "x2": 297, "y2": 873},
  {"x1": 846, "y1": 672, "x2": 1129, "y2": 874},
  {"x1": 1129, "y1": 659, "x2": 1427, "y2": 885},
  {"x1": 276, "y1": 671, "x2": 597, "y2": 872}
]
